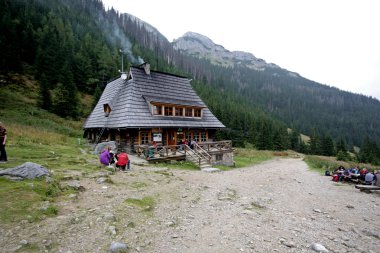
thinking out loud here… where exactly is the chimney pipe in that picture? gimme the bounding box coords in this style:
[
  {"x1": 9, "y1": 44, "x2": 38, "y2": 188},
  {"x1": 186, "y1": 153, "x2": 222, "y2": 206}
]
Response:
[{"x1": 143, "y1": 63, "x2": 150, "y2": 75}]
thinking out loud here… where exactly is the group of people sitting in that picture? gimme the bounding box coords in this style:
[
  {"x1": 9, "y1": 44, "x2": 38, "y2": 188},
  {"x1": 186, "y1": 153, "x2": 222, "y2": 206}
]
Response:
[
  {"x1": 327, "y1": 165, "x2": 380, "y2": 186},
  {"x1": 99, "y1": 147, "x2": 130, "y2": 172}
]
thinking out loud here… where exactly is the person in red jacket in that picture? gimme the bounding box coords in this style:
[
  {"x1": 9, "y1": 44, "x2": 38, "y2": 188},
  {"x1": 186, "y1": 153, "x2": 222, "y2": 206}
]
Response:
[{"x1": 116, "y1": 149, "x2": 130, "y2": 172}]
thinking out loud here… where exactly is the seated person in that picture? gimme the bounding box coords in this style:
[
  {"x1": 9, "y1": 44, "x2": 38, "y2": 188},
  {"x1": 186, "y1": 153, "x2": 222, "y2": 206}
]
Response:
[
  {"x1": 374, "y1": 171, "x2": 380, "y2": 187},
  {"x1": 109, "y1": 150, "x2": 116, "y2": 165},
  {"x1": 99, "y1": 147, "x2": 111, "y2": 166},
  {"x1": 359, "y1": 168, "x2": 368, "y2": 181},
  {"x1": 339, "y1": 169, "x2": 350, "y2": 182},
  {"x1": 364, "y1": 171, "x2": 375, "y2": 185},
  {"x1": 352, "y1": 167, "x2": 359, "y2": 174},
  {"x1": 116, "y1": 149, "x2": 130, "y2": 171},
  {"x1": 333, "y1": 166, "x2": 345, "y2": 174}
]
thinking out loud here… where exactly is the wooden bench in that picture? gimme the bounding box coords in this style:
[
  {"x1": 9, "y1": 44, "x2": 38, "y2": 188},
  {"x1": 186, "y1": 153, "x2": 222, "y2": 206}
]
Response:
[{"x1": 355, "y1": 185, "x2": 380, "y2": 192}]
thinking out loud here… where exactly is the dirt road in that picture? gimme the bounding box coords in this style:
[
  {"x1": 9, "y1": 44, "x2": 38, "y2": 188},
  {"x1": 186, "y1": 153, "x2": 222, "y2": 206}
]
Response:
[{"x1": 1, "y1": 158, "x2": 379, "y2": 252}]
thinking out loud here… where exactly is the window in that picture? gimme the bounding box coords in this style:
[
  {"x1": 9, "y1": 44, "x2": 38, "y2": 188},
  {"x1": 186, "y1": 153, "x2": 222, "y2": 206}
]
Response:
[
  {"x1": 151, "y1": 103, "x2": 202, "y2": 119},
  {"x1": 194, "y1": 108, "x2": 202, "y2": 117},
  {"x1": 193, "y1": 131, "x2": 200, "y2": 142},
  {"x1": 185, "y1": 108, "x2": 193, "y2": 117},
  {"x1": 186, "y1": 132, "x2": 192, "y2": 142},
  {"x1": 175, "y1": 107, "x2": 184, "y2": 116},
  {"x1": 216, "y1": 154, "x2": 223, "y2": 161},
  {"x1": 201, "y1": 132, "x2": 207, "y2": 142},
  {"x1": 140, "y1": 132, "x2": 150, "y2": 144},
  {"x1": 153, "y1": 105, "x2": 162, "y2": 115},
  {"x1": 164, "y1": 106, "x2": 173, "y2": 116},
  {"x1": 103, "y1": 104, "x2": 111, "y2": 117}
]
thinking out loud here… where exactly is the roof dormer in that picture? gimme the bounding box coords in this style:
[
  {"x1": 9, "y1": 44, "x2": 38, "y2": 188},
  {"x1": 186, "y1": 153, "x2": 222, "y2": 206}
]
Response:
[{"x1": 103, "y1": 104, "x2": 111, "y2": 117}]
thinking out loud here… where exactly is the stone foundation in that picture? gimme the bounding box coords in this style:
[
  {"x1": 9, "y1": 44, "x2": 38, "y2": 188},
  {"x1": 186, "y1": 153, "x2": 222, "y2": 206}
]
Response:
[{"x1": 211, "y1": 151, "x2": 234, "y2": 166}]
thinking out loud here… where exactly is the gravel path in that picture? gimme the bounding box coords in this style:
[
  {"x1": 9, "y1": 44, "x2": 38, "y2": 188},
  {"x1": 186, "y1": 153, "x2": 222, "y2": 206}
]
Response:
[{"x1": 1, "y1": 158, "x2": 379, "y2": 252}]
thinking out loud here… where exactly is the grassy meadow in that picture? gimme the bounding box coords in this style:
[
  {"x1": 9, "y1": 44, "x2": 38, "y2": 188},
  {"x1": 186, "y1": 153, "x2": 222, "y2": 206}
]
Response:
[
  {"x1": 0, "y1": 73, "x2": 100, "y2": 223},
  {"x1": 304, "y1": 155, "x2": 380, "y2": 174}
]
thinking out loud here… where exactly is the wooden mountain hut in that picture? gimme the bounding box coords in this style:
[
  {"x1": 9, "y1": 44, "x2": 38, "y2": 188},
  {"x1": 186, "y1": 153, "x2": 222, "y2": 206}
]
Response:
[{"x1": 83, "y1": 63, "x2": 233, "y2": 168}]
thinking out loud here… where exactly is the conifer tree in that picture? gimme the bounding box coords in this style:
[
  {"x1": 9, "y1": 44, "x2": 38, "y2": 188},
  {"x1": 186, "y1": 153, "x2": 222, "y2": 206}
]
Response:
[
  {"x1": 92, "y1": 85, "x2": 102, "y2": 109},
  {"x1": 320, "y1": 134, "x2": 334, "y2": 156},
  {"x1": 53, "y1": 62, "x2": 79, "y2": 119},
  {"x1": 336, "y1": 137, "x2": 347, "y2": 153},
  {"x1": 358, "y1": 137, "x2": 380, "y2": 165},
  {"x1": 38, "y1": 73, "x2": 52, "y2": 110},
  {"x1": 290, "y1": 129, "x2": 301, "y2": 151},
  {"x1": 308, "y1": 129, "x2": 319, "y2": 155}
]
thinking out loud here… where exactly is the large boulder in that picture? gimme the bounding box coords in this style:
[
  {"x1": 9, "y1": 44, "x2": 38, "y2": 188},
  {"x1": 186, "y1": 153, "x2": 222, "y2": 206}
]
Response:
[{"x1": 0, "y1": 162, "x2": 50, "y2": 180}]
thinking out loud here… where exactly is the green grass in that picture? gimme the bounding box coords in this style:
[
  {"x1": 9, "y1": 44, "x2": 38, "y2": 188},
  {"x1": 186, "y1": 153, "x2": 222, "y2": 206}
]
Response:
[
  {"x1": 0, "y1": 73, "x2": 98, "y2": 223},
  {"x1": 155, "y1": 161, "x2": 199, "y2": 170},
  {"x1": 304, "y1": 156, "x2": 341, "y2": 174},
  {"x1": 130, "y1": 181, "x2": 148, "y2": 189},
  {"x1": 304, "y1": 155, "x2": 380, "y2": 174},
  {"x1": 0, "y1": 177, "x2": 60, "y2": 223},
  {"x1": 15, "y1": 242, "x2": 41, "y2": 252},
  {"x1": 234, "y1": 148, "x2": 273, "y2": 168},
  {"x1": 124, "y1": 196, "x2": 155, "y2": 212}
]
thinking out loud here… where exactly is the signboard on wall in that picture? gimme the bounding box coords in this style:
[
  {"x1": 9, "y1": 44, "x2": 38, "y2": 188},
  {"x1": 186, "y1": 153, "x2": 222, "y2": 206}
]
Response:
[{"x1": 153, "y1": 133, "x2": 162, "y2": 142}]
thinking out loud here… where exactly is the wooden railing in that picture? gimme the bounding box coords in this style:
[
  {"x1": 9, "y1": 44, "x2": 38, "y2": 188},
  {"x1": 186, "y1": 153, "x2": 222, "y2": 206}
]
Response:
[
  {"x1": 184, "y1": 144, "x2": 212, "y2": 168},
  {"x1": 191, "y1": 142, "x2": 212, "y2": 164},
  {"x1": 197, "y1": 140, "x2": 233, "y2": 152},
  {"x1": 135, "y1": 144, "x2": 185, "y2": 159},
  {"x1": 135, "y1": 140, "x2": 232, "y2": 163}
]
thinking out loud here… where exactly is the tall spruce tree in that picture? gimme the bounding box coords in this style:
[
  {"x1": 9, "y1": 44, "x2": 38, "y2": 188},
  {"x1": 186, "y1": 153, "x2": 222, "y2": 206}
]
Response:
[
  {"x1": 308, "y1": 129, "x2": 319, "y2": 155},
  {"x1": 38, "y1": 73, "x2": 52, "y2": 110},
  {"x1": 290, "y1": 129, "x2": 301, "y2": 151},
  {"x1": 320, "y1": 134, "x2": 334, "y2": 156},
  {"x1": 358, "y1": 137, "x2": 380, "y2": 165},
  {"x1": 53, "y1": 62, "x2": 79, "y2": 119}
]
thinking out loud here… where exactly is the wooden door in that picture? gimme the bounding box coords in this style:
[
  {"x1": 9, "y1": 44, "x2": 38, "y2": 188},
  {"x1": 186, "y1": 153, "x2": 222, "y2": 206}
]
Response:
[{"x1": 167, "y1": 129, "x2": 176, "y2": 146}]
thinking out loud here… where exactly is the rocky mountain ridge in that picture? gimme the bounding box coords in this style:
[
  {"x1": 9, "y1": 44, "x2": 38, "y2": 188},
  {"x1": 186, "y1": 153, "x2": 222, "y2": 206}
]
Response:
[{"x1": 173, "y1": 32, "x2": 298, "y2": 75}]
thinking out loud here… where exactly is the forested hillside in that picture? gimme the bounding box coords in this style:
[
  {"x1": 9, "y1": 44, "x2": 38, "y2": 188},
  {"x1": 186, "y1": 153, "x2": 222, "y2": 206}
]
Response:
[{"x1": 1, "y1": 0, "x2": 379, "y2": 164}]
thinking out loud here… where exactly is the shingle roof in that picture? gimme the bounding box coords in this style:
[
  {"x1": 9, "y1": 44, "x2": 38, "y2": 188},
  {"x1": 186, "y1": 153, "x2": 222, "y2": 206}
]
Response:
[{"x1": 83, "y1": 66, "x2": 225, "y2": 129}]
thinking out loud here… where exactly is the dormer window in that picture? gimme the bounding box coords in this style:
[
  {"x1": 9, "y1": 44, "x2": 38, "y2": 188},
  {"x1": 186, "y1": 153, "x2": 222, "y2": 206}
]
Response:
[
  {"x1": 185, "y1": 108, "x2": 193, "y2": 117},
  {"x1": 153, "y1": 105, "x2": 162, "y2": 115},
  {"x1": 175, "y1": 107, "x2": 184, "y2": 116},
  {"x1": 103, "y1": 104, "x2": 111, "y2": 117},
  {"x1": 194, "y1": 108, "x2": 202, "y2": 118},
  {"x1": 150, "y1": 102, "x2": 203, "y2": 119},
  {"x1": 164, "y1": 106, "x2": 173, "y2": 116}
]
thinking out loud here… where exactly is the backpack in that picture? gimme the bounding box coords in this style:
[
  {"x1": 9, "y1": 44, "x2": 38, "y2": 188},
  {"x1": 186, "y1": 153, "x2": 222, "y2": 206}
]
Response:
[
  {"x1": 325, "y1": 170, "x2": 331, "y2": 176},
  {"x1": 117, "y1": 153, "x2": 128, "y2": 166}
]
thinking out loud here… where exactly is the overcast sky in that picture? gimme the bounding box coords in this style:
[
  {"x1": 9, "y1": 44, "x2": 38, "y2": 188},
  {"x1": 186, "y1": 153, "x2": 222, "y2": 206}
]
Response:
[{"x1": 102, "y1": 0, "x2": 380, "y2": 100}]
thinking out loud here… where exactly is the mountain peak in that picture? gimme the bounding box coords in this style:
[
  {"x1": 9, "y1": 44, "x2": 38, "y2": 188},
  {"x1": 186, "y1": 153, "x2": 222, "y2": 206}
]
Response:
[{"x1": 173, "y1": 32, "x2": 279, "y2": 71}]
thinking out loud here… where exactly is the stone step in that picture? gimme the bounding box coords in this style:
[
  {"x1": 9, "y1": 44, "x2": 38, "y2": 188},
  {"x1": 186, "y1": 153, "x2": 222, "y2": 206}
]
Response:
[{"x1": 201, "y1": 167, "x2": 220, "y2": 173}]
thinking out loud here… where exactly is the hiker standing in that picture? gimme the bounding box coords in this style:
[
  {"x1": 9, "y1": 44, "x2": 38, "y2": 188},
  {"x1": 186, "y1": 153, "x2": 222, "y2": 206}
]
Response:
[{"x1": 0, "y1": 121, "x2": 7, "y2": 163}]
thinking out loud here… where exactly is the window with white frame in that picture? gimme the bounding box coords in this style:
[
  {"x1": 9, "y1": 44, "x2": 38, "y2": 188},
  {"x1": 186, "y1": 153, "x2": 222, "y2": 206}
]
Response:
[
  {"x1": 140, "y1": 132, "x2": 150, "y2": 144},
  {"x1": 193, "y1": 131, "x2": 200, "y2": 142},
  {"x1": 201, "y1": 132, "x2": 207, "y2": 142},
  {"x1": 153, "y1": 105, "x2": 162, "y2": 115},
  {"x1": 150, "y1": 103, "x2": 203, "y2": 119}
]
